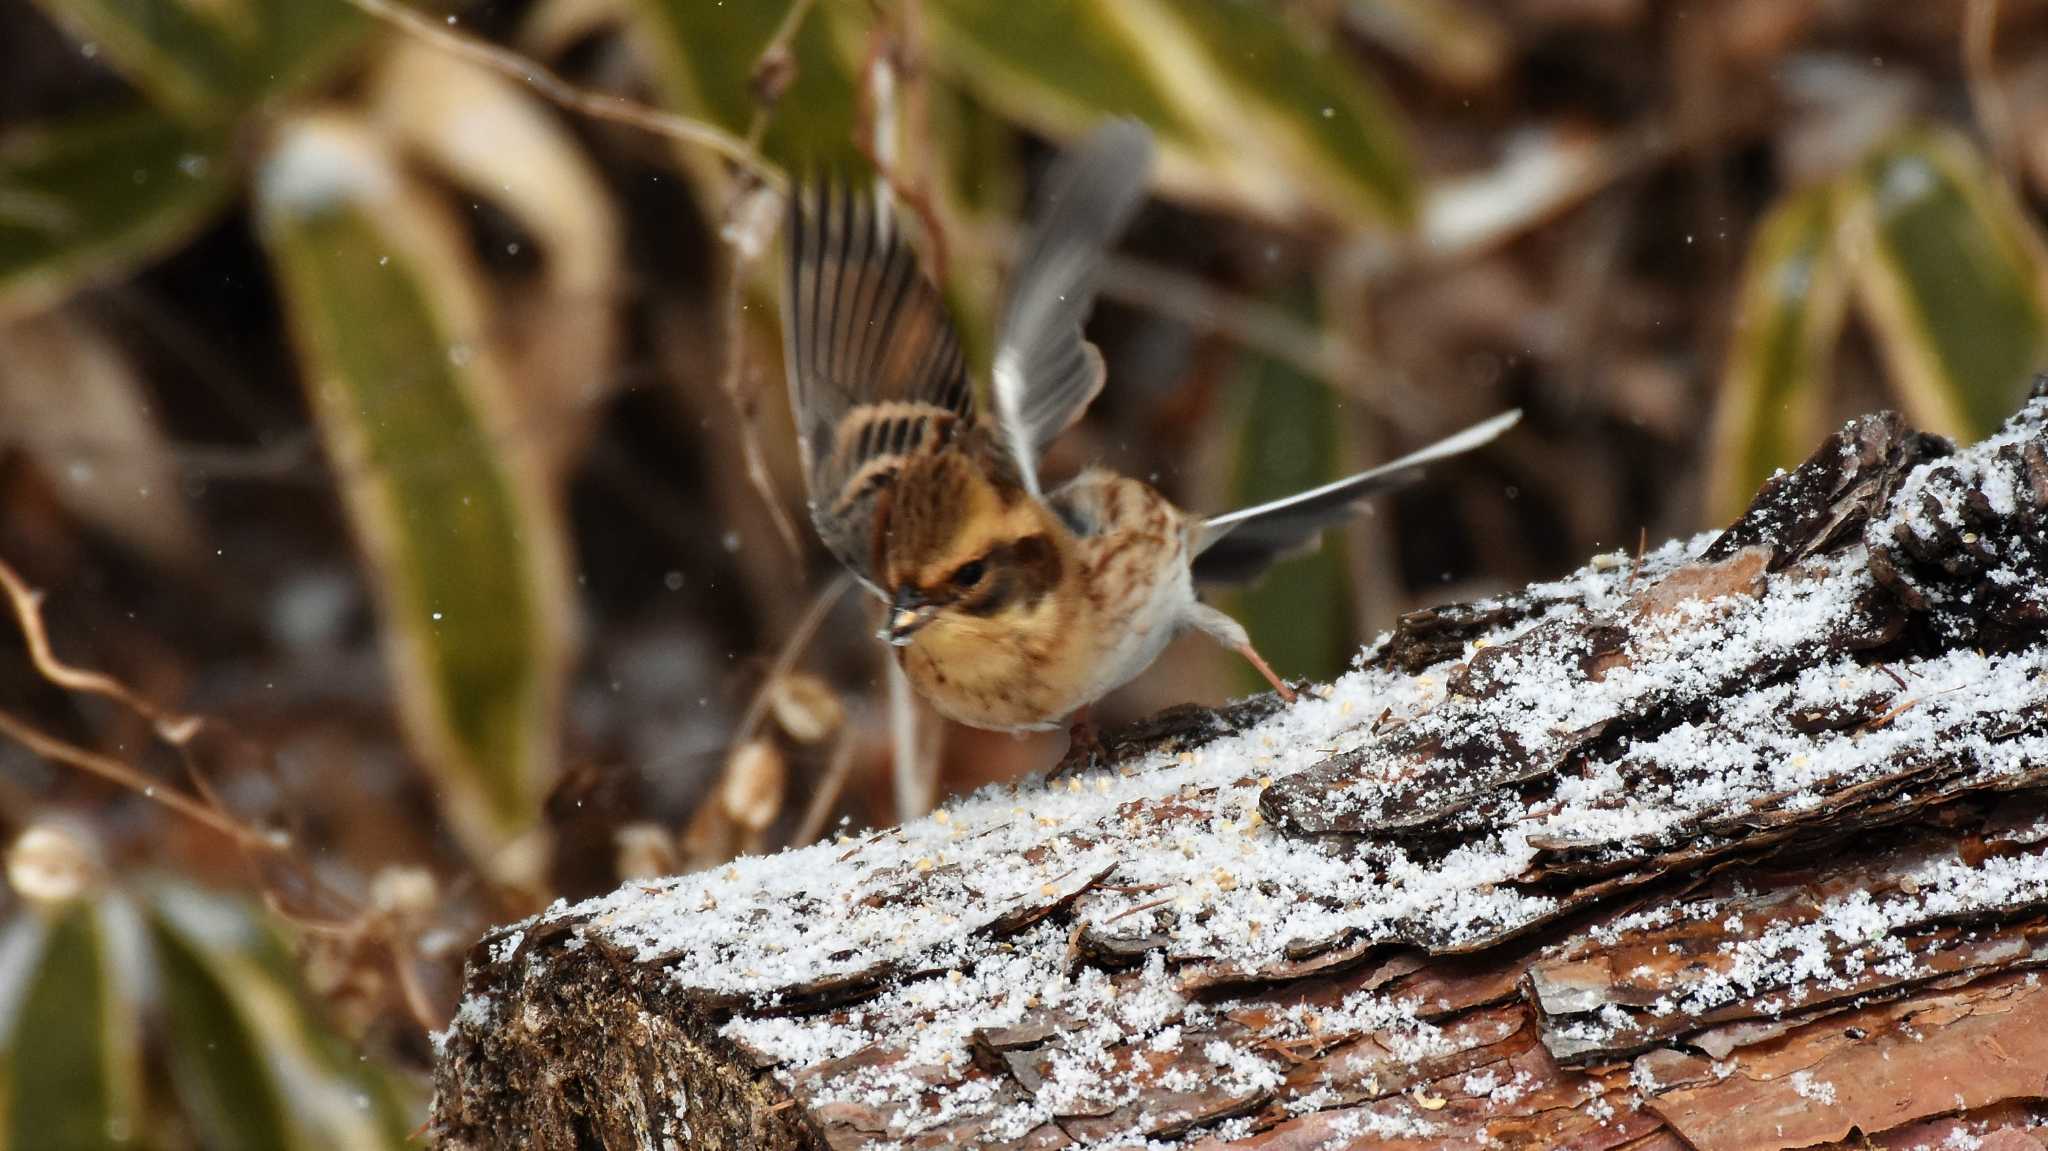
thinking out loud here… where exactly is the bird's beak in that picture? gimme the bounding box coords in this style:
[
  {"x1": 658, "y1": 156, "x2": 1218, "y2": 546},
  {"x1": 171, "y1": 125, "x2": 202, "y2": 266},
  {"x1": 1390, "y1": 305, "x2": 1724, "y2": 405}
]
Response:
[{"x1": 882, "y1": 589, "x2": 935, "y2": 646}]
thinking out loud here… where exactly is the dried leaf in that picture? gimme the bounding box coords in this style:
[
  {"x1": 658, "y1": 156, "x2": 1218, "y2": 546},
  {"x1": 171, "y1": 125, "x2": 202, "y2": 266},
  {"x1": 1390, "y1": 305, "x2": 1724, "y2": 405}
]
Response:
[
  {"x1": 768, "y1": 673, "x2": 845, "y2": 745},
  {"x1": 0, "y1": 307, "x2": 201, "y2": 565},
  {"x1": 719, "y1": 739, "x2": 786, "y2": 833},
  {"x1": 4, "y1": 823, "x2": 100, "y2": 908},
  {"x1": 1341, "y1": 0, "x2": 1509, "y2": 92},
  {"x1": 614, "y1": 822, "x2": 680, "y2": 881}
]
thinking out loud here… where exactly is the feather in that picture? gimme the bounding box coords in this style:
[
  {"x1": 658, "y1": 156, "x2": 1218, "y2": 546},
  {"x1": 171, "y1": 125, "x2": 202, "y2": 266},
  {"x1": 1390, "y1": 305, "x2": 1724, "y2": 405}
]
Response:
[
  {"x1": 783, "y1": 179, "x2": 972, "y2": 593},
  {"x1": 992, "y1": 119, "x2": 1154, "y2": 494},
  {"x1": 1192, "y1": 410, "x2": 1522, "y2": 584}
]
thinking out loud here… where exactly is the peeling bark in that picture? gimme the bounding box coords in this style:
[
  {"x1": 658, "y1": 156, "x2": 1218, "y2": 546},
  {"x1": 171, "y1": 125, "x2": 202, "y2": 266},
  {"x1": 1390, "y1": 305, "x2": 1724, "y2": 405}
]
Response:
[{"x1": 432, "y1": 387, "x2": 2048, "y2": 1151}]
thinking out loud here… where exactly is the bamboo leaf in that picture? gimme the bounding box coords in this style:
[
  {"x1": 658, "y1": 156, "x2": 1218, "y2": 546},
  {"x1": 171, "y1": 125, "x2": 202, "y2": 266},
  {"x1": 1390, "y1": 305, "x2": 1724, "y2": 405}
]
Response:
[
  {"x1": 2, "y1": 905, "x2": 144, "y2": 1151},
  {"x1": 149, "y1": 888, "x2": 417, "y2": 1149},
  {"x1": 1155, "y1": 0, "x2": 1415, "y2": 225},
  {"x1": 364, "y1": 40, "x2": 624, "y2": 479},
  {"x1": 611, "y1": 0, "x2": 866, "y2": 177},
  {"x1": 256, "y1": 116, "x2": 573, "y2": 870},
  {"x1": 0, "y1": 110, "x2": 232, "y2": 317},
  {"x1": 1847, "y1": 130, "x2": 2048, "y2": 439},
  {"x1": 923, "y1": 0, "x2": 1198, "y2": 146},
  {"x1": 1224, "y1": 302, "x2": 1354, "y2": 689},
  {"x1": 1708, "y1": 183, "x2": 1849, "y2": 521},
  {"x1": 0, "y1": 308, "x2": 202, "y2": 565},
  {"x1": 925, "y1": 0, "x2": 1414, "y2": 228},
  {"x1": 149, "y1": 909, "x2": 297, "y2": 1151},
  {"x1": 26, "y1": 0, "x2": 365, "y2": 125}
]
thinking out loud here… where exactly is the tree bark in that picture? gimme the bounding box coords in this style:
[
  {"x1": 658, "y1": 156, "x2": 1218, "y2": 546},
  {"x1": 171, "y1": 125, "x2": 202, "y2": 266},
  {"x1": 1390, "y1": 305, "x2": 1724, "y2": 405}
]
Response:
[{"x1": 432, "y1": 386, "x2": 2048, "y2": 1151}]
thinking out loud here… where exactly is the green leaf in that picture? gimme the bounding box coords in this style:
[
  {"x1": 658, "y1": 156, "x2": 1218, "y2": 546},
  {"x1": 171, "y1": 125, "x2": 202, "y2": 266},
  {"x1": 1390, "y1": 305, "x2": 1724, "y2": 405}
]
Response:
[
  {"x1": 3, "y1": 905, "x2": 144, "y2": 1151},
  {"x1": 149, "y1": 888, "x2": 418, "y2": 1149},
  {"x1": 150, "y1": 910, "x2": 296, "y2": 1151},
  {"x1": 923, "y1": 0, "x2": 1197, "y2": 145},
  {"x1": 1848, "y1": 130, "x2": 2048, "y2": 439},
  {"x1": 0, "y1": 109, "x2": 233, "y2": 317},
  {"x1": 257, "y1": 118, "x2": 573, "y2": 869},
  {"x1": 27, "y1": 0, "x2": 366, "y2": 125},
  {"x1": 1224, "y1": 294, "x2": 1354, "y2": 689},
  {"x1": 620, "y1": 0, "x2": 866, "y2": 176},
  {"x1": 1160, "y1": 0, "x2": 1414, "y2": 225},
  {"x1": 924, "y1": 0, "x2": 1414, "y2": 228},
  {"x1": 1709, "y1": 183, "x2": 1849, "y2": 521}
]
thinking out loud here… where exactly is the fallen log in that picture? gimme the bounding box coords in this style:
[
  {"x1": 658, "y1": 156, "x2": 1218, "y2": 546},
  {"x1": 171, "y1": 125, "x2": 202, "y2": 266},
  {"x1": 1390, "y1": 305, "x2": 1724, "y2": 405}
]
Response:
[{"x1": 431, "y1": 384, "x2": 2048, "y2": 1150}]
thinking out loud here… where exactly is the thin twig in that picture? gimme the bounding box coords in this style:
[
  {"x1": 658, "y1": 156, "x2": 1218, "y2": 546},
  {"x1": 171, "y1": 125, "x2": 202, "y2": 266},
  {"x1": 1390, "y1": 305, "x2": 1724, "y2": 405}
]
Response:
[
  {"x1": 1105, "y1": 896, "x2": 1176, "y2": 924},
  {"x1": 1964, "y1": 0, "x2": 2018, "y2": 186},
  {"x1": 0, "y1": 709, "x2": 274, "y2": 850},
  {"x1": 747, "y1": 0, "x2": 821, "y2": 152},
  {"x1": 0, "y1": 559, "x2": 202, "y2": 744},
  {"x1": 342, "y1": 0, "x2": 780, "y2": 186},
  {"x1": 855, "y1": 7, "x2": 951, "y2": 284},
  {"x1": 0, "y1": 556, "x2": 448, "y2": 1033},
  {"x1": 696, "y1": 0, "x2": 815, "y2": 566},
  {"x1": 736, "y1": 572, "x2": 855, "y2": 741},
  {"x1": 792, "y1": 728, "x2": 860, "y2": 847},
  {"x1": 712, "y1": 212, "x2": 808, "y2": 564}
]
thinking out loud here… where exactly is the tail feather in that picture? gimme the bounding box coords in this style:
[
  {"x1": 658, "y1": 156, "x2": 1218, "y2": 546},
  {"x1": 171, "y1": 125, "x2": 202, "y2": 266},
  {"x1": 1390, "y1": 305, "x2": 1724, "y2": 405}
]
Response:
[{"x1": 1191, "y1": 410, "x2": 1521, "y2": 585}]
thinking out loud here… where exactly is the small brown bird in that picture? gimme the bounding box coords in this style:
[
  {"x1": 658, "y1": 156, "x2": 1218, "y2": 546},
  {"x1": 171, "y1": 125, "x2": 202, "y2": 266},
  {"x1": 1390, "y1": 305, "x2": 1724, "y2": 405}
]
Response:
[{"x1": 782, "y1": 121, "x2": 1518, "y2": 744}]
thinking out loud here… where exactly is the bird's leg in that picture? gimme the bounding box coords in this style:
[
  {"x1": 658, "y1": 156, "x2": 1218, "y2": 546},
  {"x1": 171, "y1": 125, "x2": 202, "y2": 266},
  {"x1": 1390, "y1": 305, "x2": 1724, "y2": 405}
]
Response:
[
  {"x1": 1185, "y1": 602, "x2": 1300, "y2": 704},
  {"x1": 1234, "y1": 641, "x2": 1298, "y2": 703},
  {"x1": 1051, "y1": 704, "x2": 1103, "y2": 778}
]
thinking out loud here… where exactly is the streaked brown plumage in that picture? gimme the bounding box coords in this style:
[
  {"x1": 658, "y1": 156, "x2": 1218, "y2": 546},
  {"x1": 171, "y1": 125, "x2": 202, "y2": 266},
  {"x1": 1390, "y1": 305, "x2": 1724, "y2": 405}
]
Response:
[{"x1": 782, "y1": 120, "x2": 1519, "y2": 736}]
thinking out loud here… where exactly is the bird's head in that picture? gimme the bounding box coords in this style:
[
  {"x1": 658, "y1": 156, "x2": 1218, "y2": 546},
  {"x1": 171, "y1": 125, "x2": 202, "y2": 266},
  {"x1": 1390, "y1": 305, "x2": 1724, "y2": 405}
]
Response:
[{"x1": 875, "y1": 451, "x2": 1066, "y2": 647}]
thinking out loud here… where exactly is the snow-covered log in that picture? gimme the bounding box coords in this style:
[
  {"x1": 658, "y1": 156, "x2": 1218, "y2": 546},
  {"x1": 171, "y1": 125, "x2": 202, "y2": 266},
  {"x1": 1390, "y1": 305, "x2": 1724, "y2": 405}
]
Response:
[{"x1": 431, "y1": 386, "x2": 2048, "y2": 1151}]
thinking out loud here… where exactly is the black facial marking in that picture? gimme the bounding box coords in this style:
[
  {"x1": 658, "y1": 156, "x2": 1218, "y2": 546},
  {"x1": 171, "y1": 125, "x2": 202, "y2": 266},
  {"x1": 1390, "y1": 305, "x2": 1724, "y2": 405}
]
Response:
[{"x1": 937, "y1": 533, "x2": 1062, "y2": 617}]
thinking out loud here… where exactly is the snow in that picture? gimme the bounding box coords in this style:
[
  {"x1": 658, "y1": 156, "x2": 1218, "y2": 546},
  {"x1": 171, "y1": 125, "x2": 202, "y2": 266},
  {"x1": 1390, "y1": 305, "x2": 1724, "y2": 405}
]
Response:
[
  {"x1": 445, "y1": 408, "x2": 2045, "y2": 1145},
  {"x1": 258, "y1": 119, "x2": 396, "y2": 215}
]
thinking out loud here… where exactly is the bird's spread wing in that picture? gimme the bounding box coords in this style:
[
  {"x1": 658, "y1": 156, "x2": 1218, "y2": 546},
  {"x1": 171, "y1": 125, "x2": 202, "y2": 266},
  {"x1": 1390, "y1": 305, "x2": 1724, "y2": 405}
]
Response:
[
  {"x1": 784, "y1": 179, "x2": 973, "y2": 595},
  {"x1": 1191, "y1": 410, "x2": 1523, "y2": 585},
  {"x1": 992, "y1": 119, "x2": 1155, "y2": 496}
]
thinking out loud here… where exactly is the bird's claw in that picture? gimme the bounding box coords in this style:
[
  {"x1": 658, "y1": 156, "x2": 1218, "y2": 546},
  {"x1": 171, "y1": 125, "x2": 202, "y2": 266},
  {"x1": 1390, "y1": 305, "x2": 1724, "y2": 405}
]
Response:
[{"x1": 1049, "y1": 711, "x2": 1106, "y2": 780}]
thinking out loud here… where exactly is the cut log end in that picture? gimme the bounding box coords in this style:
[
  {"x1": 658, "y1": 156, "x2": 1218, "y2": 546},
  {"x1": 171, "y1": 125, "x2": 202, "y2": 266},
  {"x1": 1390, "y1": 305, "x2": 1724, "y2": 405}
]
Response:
[{"x1": 433, "y1": 391, "x2": 2048, "y2": 1151}]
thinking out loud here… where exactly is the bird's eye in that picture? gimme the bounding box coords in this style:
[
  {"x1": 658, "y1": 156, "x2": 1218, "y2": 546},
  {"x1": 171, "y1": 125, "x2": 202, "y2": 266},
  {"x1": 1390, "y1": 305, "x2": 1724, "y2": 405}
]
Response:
[{"x1": 950, "y1": 560, "x2": 986, "y2": 588}]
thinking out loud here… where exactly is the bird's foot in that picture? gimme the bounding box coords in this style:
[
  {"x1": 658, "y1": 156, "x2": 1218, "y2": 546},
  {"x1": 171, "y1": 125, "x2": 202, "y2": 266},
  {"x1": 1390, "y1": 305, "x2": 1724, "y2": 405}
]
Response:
[
  {"x1": 1050, "y1": 707, "x2": 1105, "y2": 779},
  {"x1": 1235, "y1": 642, "x2": 1299, "y2": 703}
]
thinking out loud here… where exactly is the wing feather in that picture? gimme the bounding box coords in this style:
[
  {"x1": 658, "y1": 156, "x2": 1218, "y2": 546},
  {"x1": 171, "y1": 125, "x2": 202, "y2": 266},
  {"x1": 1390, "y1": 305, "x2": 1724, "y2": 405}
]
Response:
[
  {"x1": 993, "y1": 119, "x2": 1155, "y2": 494},
  {"x1": 782, "y1": 180, "x2": 973, "y2": 593}
]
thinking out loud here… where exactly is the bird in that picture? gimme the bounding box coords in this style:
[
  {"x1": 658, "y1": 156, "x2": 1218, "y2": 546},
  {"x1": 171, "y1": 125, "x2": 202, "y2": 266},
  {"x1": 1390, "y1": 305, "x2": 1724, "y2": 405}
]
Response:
[{"x1": 779, "y1": 119, "x2": 1519, "y2": 752}]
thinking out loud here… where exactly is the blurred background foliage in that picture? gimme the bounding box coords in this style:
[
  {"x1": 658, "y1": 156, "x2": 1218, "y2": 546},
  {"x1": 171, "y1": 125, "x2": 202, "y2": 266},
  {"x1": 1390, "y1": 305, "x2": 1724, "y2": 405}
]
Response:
[{"x1": 0, "y1": 0, "x2": 2045, "y2": 1140}]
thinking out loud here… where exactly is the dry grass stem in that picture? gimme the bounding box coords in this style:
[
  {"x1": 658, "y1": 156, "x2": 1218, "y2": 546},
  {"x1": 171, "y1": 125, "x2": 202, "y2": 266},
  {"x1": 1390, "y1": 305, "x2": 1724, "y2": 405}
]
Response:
[
  {"x1": 792, "y1": 729, "x2": 860, "y2": 847},
  {"x1": 736, "y1": 572, "x2": 855, "y2": 742},
  {"x1": 1964, "y1": 0, "x2": 2017, "y2": 184},
  {"x1": 343, "y1": 0, "x2": 779, "y2": 185},
  {"x1": 0, "y1": 558, "x2": 203, "y2": 744},
  {"x1": 0, "y1": 709, "x2": 270, "y2": 850},
  {"x1": 713, "y1": 223, "x2": 808, "y2": 564}
]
